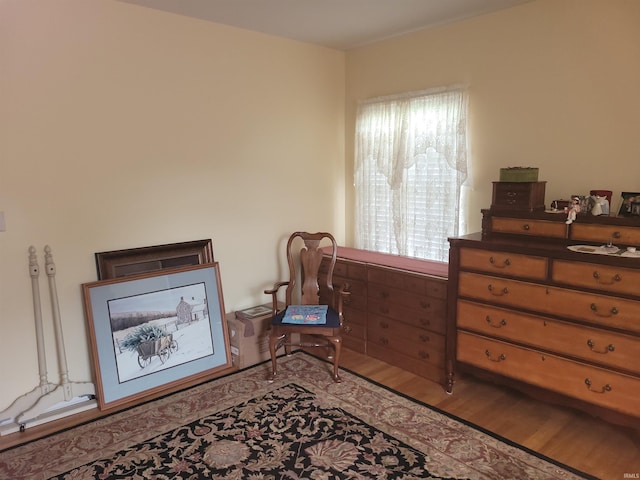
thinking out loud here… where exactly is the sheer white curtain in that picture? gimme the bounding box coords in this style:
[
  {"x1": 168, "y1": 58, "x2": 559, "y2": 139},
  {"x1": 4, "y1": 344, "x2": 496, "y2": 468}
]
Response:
[{"x1": 354, "y1": 86, "x2": 469, "y2": 263}]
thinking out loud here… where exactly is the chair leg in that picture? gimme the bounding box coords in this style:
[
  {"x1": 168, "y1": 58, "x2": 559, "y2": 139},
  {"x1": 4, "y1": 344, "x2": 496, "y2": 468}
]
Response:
[
  {"x1": 284, "y1": 333, "x2": 292, "y2": 356},
  {"x1": 268, "y1": 332, "x2": 285, "y2": 382},
  {"x1": 328, "y1": 336, "x2": 342, "y2": 383}
]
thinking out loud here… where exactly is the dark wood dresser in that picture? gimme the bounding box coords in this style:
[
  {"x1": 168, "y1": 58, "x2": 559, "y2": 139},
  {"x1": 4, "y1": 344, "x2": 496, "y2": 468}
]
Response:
[
  {"x1": 448, "y1": 209, "x2": 640, "y2": 429},
  {"x1": 319, "y1": 247, "x2": 449, "y2": 386}
]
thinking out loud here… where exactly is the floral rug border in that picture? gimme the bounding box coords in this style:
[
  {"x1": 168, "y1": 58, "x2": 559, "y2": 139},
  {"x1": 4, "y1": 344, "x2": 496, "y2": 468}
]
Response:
[{"x1": 0, "y1": 352, "x2": 594, "y2": 480}]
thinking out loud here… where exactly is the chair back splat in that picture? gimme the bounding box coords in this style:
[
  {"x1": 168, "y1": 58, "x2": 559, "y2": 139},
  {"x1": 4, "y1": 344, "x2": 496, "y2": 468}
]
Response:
[{"x1": 285, "y1": 234, "x2": 335, "y2": 307}]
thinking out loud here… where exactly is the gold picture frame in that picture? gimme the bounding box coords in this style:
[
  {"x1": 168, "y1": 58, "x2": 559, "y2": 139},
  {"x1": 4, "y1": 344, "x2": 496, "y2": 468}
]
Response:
[{"x1": 83, "y1": 263, "x2": 231, "y2": 410}]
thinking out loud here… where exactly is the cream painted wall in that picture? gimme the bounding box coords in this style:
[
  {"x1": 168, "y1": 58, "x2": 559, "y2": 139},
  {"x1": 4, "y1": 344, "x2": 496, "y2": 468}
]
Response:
[
  {"x1": 3, "y1": 0, "x2": 639, "y2": 421},
  {"x1": 0, "y1": 1, "x2": 345, "y2": 409},
  {"x1": 345, "y1": 0, "x2": 640, "y2": 244}
]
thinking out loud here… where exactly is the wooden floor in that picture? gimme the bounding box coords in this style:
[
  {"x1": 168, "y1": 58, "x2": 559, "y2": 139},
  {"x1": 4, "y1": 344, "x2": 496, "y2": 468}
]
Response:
[
  {"x1": 339, "y1": 349, "x2": 640, "y2": 480},
  {"x1": 2, "y1": 349, "x2": 639, "y2": 479}
]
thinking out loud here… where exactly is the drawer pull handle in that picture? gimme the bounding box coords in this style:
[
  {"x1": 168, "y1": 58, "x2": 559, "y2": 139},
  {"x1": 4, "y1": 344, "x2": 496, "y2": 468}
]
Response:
[
  {"x1": 590, "y1": 303, "x2": 618, "y2": 317},
  {"x1": 584, "y1": 378, "x2": 612, "y2": 394},
  {"x1": 380, "y1": 291, "x2": 390, "y2": 299},
  {"x1": 489, "y1": 256, "x2": 511, "y2": 268},
  {"x1": 343, "y1": 325, "x2": 352, "y2": 334},
  {"x1": 420, "y1": 300, "x2": 431, "y2": 309},
  {"x1": 587, "y1": 339, "x2": 615, "y2": 353},
  {"x1": 592, "y1": 271, "x2": 622, "y2": 285},
  {"x1": 420, "y1": 318, "x2": 431, "y2": 327},
  {"x1": 380, "y1": 321, "x2": 389, "y2": 329},
  {"x1": 485, "y1": 316, "x2": 507, "y2": 328},
  {"x1": 380, "y1": 337, "x2": 389, "y2": 345},
  {"x1": 522, "y1": 224, "x2": 530, "y2": 231},
  {"x1": 487, "y1": 284, "x2": 509, "y2": 296},
  {"x1": 380, "y1": 306, "x2": 390, "y2": 314},
  {"x1": 612, "y1": 231, "x2": 621, "y2": 239},
  {"x1": 419, "y1": 334, "x2": 430, "y2": 342},
  {"x1": 485, "y1": 349, "x2": 506, "y2": 362},
  {"x1": 419, "y1": 350, "x2": 429, "y2": 359}
]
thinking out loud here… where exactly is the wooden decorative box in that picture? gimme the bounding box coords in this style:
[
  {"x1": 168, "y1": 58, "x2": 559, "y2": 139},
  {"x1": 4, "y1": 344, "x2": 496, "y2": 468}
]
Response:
[
  {"x1": 499, "y1": 167, "x2": 539, "y2": 182},
  {"x1": 491, "y1": 181, "x2": 546, "y2": 213}
]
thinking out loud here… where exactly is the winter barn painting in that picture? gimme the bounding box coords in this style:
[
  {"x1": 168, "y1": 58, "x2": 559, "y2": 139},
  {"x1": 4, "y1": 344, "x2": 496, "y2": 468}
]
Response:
[{"x1": 83, "y1": 264, "x2": 232, "y2": 409}]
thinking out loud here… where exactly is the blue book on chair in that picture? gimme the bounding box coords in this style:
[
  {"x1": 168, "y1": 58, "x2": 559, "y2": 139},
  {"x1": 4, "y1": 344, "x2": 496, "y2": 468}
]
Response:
[{"x1": 281, "y1": 305, "x2": 328, "y2": 325}]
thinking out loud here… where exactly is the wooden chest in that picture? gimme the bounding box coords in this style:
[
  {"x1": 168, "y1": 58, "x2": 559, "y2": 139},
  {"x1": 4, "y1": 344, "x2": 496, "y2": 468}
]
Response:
[
  {"x1": 448, "y1": 211, "x2": 640, "y2": 429},
  {"x1": 366, "y1": 265, "x2": 448, "y2": 384},
  {"x1": 318, "y1": 248, "x2": 448, "y2": 386},
  {"x1": 319, "y1": 257, "x2": 368, "y2": 353},
  {"x1": 491, "y1": 181, "x2": 546, "y2": 213}
]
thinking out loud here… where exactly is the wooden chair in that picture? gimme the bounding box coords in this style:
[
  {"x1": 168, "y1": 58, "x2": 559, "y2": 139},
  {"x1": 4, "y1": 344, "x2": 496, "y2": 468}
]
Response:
[{"x1": 264, "y1": 232, "x2": 349, "y2": 382}]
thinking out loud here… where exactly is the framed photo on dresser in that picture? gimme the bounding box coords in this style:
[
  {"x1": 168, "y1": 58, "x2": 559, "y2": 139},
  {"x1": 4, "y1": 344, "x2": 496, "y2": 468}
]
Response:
[{"x1": 618, "y1": 192, "x2": 640, "y2": 216}]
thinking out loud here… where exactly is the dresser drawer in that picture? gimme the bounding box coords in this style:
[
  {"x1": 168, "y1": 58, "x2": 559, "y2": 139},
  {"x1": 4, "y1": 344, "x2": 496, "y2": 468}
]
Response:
[
  {"x1": 367, "y1": 332, "x2": 444, "y2": 369},
  {"x1": 368, "y1": 267, "x2": 447, "y2": 299},
  {"x1": 491, "y1": 216, "x2": 567, "y2": 239},
  {"x1": 336, "y1": 276, "x2": 367, "y2": 311},
  {"x1": 368, "y1": 282, "x2": 446, "y2": 316},
  {"x1": 457, "y1": 299, "x2": 640, "y2": 374},
  {"x1": 367, "y1": 319, "x2": 445, "y2": 362},
  {"x1": 367, "y1": 343, "x2": 446, "y2": 384},
  {"x1": 459, "y1": 247, "x2": 548, "y2": 280},
  {"x1": 333, "y1": 259, "x2": 367, "y2": 281},
  {"x1": 320, "y1": 275, "x2": 367, "y2": 311},
  {"x1": 570, "y1": 223, "x2": 640, "y2": 246},
  {"x1": 367, "y1": 294, "x2": 446, "y2": 334},
  {"x1": 458, "y1": 272, "x2": 640, "y2": 334},
  {"x1": 457, "y1": 331, "x2": 640, "y2": 417},
  {"x1": 369, "y1": 313, "x2": 445, "y2": 355},
  {"x1": 343, "y1": 306, "x2": 366, "y2": 327},
  {"x1": 342, "y1": 319, "x2": 366, "y2": 341},
  {"x1": 552, "y1": 259, "x2": 640, "y2": 297}
]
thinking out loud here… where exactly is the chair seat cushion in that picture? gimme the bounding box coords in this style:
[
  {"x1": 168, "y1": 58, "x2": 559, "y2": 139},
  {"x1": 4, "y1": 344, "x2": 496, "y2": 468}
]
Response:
[{"x1": 272, "y1": 305, "x2": 341, "y2": 328}]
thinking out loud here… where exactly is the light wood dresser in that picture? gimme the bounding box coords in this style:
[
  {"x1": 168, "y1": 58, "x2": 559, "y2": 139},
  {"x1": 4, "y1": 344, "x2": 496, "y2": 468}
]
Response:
[
  {"x1": 448, "y1": 209, "x2": 640, "y2": 428},
  {"x1": 319, "y1": 247, "x2": 449, "y2": 386}
]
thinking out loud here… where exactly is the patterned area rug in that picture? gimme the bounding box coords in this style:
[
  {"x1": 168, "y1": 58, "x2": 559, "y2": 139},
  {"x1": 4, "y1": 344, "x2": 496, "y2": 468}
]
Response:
[{"x1": 1, "y1": 353, "x2": 592, "y2": 479}]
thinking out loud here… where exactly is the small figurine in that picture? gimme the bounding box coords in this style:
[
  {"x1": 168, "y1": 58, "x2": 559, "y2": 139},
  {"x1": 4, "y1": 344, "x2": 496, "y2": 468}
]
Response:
[
  {"x1": 591, "y1": 195, "x2": 609, "y2": 216},
  {"x1": 566, "y1": 196, "x2": 581, "y2": 224}
]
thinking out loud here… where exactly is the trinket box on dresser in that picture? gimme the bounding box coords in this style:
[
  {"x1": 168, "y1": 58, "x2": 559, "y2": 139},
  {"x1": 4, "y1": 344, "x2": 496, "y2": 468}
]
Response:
[{"x1": 491, "y1": 167, "x2": 546, "y2": 213}]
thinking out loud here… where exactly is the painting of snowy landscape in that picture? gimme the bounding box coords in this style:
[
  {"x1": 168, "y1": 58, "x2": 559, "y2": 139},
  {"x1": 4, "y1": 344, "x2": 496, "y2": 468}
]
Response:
[
  {"x1": 84, "y1": 264, "x2": 233, "y2": 409},
  {"x1": 108, "y1": 282, "x2": 214, "y2": 384}
]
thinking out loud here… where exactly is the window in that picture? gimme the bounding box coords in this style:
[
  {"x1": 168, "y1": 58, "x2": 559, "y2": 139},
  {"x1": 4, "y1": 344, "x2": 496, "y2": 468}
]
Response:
[{"x1": 354, "y1": 87, "x2": 469, "y2": 263}]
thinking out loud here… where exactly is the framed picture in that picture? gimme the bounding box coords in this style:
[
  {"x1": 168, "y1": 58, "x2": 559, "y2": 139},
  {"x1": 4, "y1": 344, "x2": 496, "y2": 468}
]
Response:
[
  {"x1": 95, "y1": 239, "x2": 214, "y2": 280},
  {"x1": 83, "y1": 263, "x2": 232, "y2": 410},
  {"x1": 617, "y1": 192, "x2": 640, "y2": 216},
  {"x1": 236, "y1": 303, "x2": 273, "y2": 320}
]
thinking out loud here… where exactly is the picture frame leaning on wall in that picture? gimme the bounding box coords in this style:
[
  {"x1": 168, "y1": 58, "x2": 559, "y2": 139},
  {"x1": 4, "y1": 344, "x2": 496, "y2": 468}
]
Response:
[
  {"x1": 95, "y1": 239, "x2": 214, "y2": 280},
  {"x1": 82, "y1": 263, "x2": 232, "y2": 410}
]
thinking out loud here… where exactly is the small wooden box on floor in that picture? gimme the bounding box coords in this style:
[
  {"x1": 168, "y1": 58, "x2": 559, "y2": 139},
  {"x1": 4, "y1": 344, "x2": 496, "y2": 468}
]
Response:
[{"x1": 226, "y1": 312, "x2": 272, "y2": 369}]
